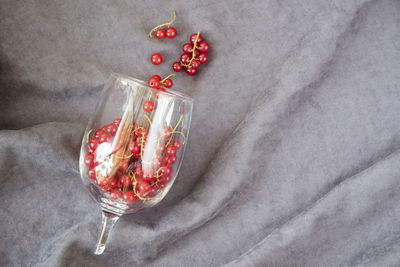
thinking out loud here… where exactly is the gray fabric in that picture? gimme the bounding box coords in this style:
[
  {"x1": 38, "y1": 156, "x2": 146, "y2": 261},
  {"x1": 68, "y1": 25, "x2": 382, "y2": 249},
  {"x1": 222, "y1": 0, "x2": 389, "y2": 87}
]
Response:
[{"x1": 1, "y1": 0, "x2": 400, "y2": 266}]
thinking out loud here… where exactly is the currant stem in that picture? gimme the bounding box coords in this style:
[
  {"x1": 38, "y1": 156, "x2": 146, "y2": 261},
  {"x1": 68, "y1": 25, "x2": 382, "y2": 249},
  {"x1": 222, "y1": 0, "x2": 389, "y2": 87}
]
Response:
[
  {"x1": 182, "y1": 32, "x2": 200, "y2": 68},
  {"x1": 161, "y1": 73, "x2": 176, "y2": 84},
  {"x1": 147, "y1": 11, "x2": 177, "y2": 38}
]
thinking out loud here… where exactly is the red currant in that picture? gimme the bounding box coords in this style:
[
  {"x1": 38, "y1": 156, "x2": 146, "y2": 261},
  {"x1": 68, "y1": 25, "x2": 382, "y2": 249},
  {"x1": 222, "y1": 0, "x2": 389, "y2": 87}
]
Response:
[
  {"x1": 190, "y1": 33, "x2": 203, "y2": 44},
  {"x1": 119, "y1": 160, "x2": 129, "y2": 171},
  {"x1": 148, "y1": 77, "x2": 160, "y2": 88},
  {"x1": 166, "y1": 146, "x2": 176, "y2": 157},
  {"x1": 165, "y1": 27, "x2": 177, "y2": 39},
  {"x1": 137, "y1": 181, "x2": 151, "y2": 197},
  {"x1": 182, "y1": 43, "x2": 194, "y2": 53},
  {"x1": 172, "y1": 140, "x2": 181, "y2": 150},
  {"x1": 155, "y1": 29, "x2": 165, "y2": 39},
  {"x1": 143, "y1": 101, "x2": 155, "y2": 112},
  {"x1": 98, "y1": 132, "x2": 112, "y2": 143},
  {"x1": 109, "y1": 177, "x2": 119, "y2": 188},
  {"x1": 151, "y1": 53, "x2": 163, "y2": 65},
  {"x1": 129, "y1": 141, "x2": 141, "y2": 154},
  {"x1": 198, "y1": 53, "x2": 208, "y2": 64},
  {"x1": 191, "y1": 60, "x2": 200, "y2": 69},
  {"x1": 168, "y1": 155, "x2": 177, "y2": 164},
  {"x1": 180, "y1": 53, "x2": 191, "y2": 64},
  {"x1": 105, "y1": 124, "x2": 118, "y2": 136},
  {"x1": 186, "y1": 67, "x2": 197, "y2": 76},
  {"x1": 160, "y1": 166, "x2": 172, "y2": 176},
  {"x1": 163, "y1": 78, "x2": 173, "y2": 88},
  {"x1": 162, "y1": 174, "x2": 171, "y2": 185},
  {"x1": 94, "y1": 130, "x2": 104, "y2": 139},
  {"x1": 151, "y1": 75, "x2": 162, "y2": 81},
  {"x1": 113, "y1": 118, "x2": 121, "y2": 127},
  {"x1": 197, "y1": 41, "x2": 209, "y2": 53},
  {"x1": 143, "y1": 172, "x2": 155, "y2": 183},
  {"x1": 123, "y1": 190, "x2": 137, "y2": 202},
  {"x1": 134, "y1": 167, "x2": 143, "y2": 178},
  {"x1": 84, "y1": 153, "x2": 94, "y2": 167},
  {"x1": 88, "y1": 168, "x2": 96, "y2": 180},
  {"x1": 163, "y1": 127, "x2": 172, "y2": 139},
  {"x1": 173, "y1": 62, "x2": 182, "y2": 72},
  {"x1": 119, "y1": 174, "x2": 132, "y2": 187},
  {"x1": 89, "y1": 138, "x2": 99, "y2": 151},
  {"x1": 110, "y1": 189, "x2": 122, "y2": 200}
]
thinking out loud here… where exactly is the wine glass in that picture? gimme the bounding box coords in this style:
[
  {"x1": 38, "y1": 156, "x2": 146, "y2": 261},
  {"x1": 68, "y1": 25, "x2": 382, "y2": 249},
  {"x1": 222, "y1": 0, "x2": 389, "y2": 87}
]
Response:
[{"x1": 79, "y1": 73, "x2": 193, "y2": 254}]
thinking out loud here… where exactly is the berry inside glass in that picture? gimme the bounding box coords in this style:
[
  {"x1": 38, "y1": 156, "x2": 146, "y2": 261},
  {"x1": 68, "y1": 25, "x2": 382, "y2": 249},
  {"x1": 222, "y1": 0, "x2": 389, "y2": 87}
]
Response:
[{"x1": 79, "y1": 74, "x2": 193, "y2": 254}]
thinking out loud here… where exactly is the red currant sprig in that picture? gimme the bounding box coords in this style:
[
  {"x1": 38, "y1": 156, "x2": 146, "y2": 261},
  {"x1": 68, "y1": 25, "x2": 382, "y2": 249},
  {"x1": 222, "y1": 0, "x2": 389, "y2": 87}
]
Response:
[
  {"x1": 174, "y1": 32, "x2": 210, "y2": 76},
  {"x1": 148, "y1": 73, "x2": 175, "y2": 89},
  {"x1": 147, "y1": 11, "x2": 177, "y2": 39}
]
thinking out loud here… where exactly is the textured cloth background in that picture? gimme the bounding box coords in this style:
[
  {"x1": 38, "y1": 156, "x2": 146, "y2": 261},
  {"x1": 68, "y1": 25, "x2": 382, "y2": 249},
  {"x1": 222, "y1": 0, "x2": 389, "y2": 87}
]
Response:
[{"x1": 1, "y1": 0, "x2": 400, "y2": 266}]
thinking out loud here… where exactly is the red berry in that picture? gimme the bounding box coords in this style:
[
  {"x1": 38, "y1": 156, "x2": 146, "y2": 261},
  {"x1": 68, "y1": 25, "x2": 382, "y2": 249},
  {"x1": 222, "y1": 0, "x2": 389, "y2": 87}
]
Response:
[
  {"x1": 105, "y1": 124, "x2": 118, "y2": 136},
  {"x1": 94, "y1": 130, "x2": 104, "y2": 139},
  {"x1": 165, "y1": 27, "x2": 177, "y2": 39},
  {"x1": 89, "y1": 138, "x2": 99, "y2": 151},
  {"x1": 123, "y1": 190, "x2": 137, "y2": 202},
  {"x1": 162, "y1": 174, "x2": 171, "y2": 185},
  {"x1": 155, "y1": 29, "x2": 165, "y2": 39},
  {"x1": 163, "y1": 127, "x2": 172, "y2": 139},
  {"x1": 151, "y1": 53, "x2": 163, "y2": 65},
  {"x1": 110, "y1": 189, "x2": 122, "y2": 200},
  {"x1": 182, "y1": 43, "x2": 194, "y2": 53},
  {"x1": 172, "y1": 140, "x2": 181, "y2": 150},
  {"x1": 108, "y1": 177, "x2": 119, "y2": 188},
  {"x1": 84, "y1": 153, "x2": 94, "y2": 167},
  {"x1": 160, "y1": 166, "x2": 172, "y2": 176},
  {"x1": 190, "y1": 33, "x2": 203, "y2": 44},
  {"x1": 197, "y1": 41, "x2": 209, "y2": 53},
  {"x1": 152, "y1": 157, "x2": 162, "y2": 169},
  {"x1": 113, "y1": 118, "x2": 121, "y2": 127},
  {"x1": 173, "y1": 62, "x2": 182, "y2": 72},
  {"x1": 134, "y1": 167, "x2": 143, "y2": 178},
  {"x1": 129, "y1": 141, "x2": 141, "y2": 154},
  {"x1": 148, "y1": 78, "x2": 160, "y2": 89},
  {"x1": 137, "y1": 181, "x2": 151, "y2": 197},
  {"x1": 151, "y1": 75, "x2": 162, "y2": 81},
  {"x1": 191, "y1": 60, "x2": 200, "y2": 69},
  {"x1": 166, "y1": 146, "x2": 176, "y2": 157},
  {"x1": 98, "y1": 132, "x2": 111, "y2": 143},
  {"x1": 186, "y1": 67, "x2": 197, "y2": 76},
  {"x1": 180, "y1": 53, "x2": 191, "y2": 64},
  {"x1": 119, "y1": 174, "x2": 132, "y2": 187},
  {"x1": 198, "y1": 53, "x2": 208, "y2": 64},
  {"x1": 88, "y1": 168, "x2": 96, "y2": 180},
  {"x1": 143, "y1": 172, "x2": 155, "y2": 183},
  {"x1": 163, "y1": 78, "x2": 173, "y2": 88},
  {"x1": 143, "y1": 101, "x2": 155, "y2": 112},
  {"x1": 168, "y1": 156, "x2": 177, "y2": 164},
  {"x1": 119, "y1": 160, "x2": 129, "y2": 171}
]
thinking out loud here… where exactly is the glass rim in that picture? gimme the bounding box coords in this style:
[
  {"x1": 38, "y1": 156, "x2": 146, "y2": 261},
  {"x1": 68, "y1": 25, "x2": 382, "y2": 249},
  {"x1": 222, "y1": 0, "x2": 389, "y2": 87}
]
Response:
[{"x1": 111, "y1": 72, "x2": 193, "y2": 102}]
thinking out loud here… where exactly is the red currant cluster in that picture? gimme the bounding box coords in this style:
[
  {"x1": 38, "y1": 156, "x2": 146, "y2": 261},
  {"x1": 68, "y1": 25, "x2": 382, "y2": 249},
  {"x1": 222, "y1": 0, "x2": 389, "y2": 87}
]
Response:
[
  {"x1": 84, "y1": 118, "x2": 182, "y2": 203},
  {"x1": 147, "y1": 11, "x2": 177, "y2": 40},
  {"x1": 173, "y1": 33, "x2": 209, "y2": 76}
]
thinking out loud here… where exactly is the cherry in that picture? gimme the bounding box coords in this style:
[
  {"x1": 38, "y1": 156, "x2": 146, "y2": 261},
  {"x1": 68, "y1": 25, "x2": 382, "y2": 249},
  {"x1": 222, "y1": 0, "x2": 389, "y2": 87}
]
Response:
[
  {"x1": 180, "y1": 53, "x2": 191, "y2": 64},
  {"x1": 155, "y1": 29, "x2": 165, "y2": 39},
  {"x1": 120, "y1": 174, "x2": 132, "y2": 187},
  {"x1": 148, "y1": 77, "x2": 160, "y2": 89},
  {"x1": 110, "y1": 189, "x2": 122, "y2": 200},
  {"x1": 173, "y1": 62, "x2": 182, "y2": 72},
  {"x1": 197, "y1": 41, "x2": 210, "y2": 53},
  {"x1": 182, "y1": 43, "x2": 194, "y2": 53},
  {"x1": 84, "y1": 153, "x2": 94, "y2": 167},
  {"x1": 163, "y1": 78, "x2": 173, "y2": 88},
  {"x1": 190, "y1": 33, "x2": 203, "y2": 44},
  {"x1": 186, "y1": 67, "x2": 197, "y2": 76},
  {"x1": 123, "y1": 190, "x2": 137, "y2": 202},
  {"x1": 151, "y1": 53, "x2": 163, "y2": 65},
  {"x1": 166, "y1": 146, "x2": 176, "y2": 157},
  {"x1": 198, "y1": 53, "x2": 208, "y2": 64},
  {"x1": 89, "y1": 138, "x2": 99, "y2": 151},
  {"x1": 143, "y1": 101, "x2": 155, "y2": 112},
  {"x1": 88, "y1": 168, "x2": 96, "y2": 180},
  {"x1": 172, "y1": 140, "x2": 181, "y2": 150},
  {"x1": 165, "y1": 27, "x2": 177, "y2": 39},
  {"x1": 113, "y1": 118, "x2": 121, "y2": 127},
  {"x1": 191, "y1": 60, "x2": 200, "y2": 69}
]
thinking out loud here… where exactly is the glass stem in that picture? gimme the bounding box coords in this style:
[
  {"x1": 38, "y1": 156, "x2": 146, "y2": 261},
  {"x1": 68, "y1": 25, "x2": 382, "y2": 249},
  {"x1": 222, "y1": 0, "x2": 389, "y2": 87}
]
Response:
[{"x1": 94, "y1": 210, "x2": 120, "y2": 255}]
